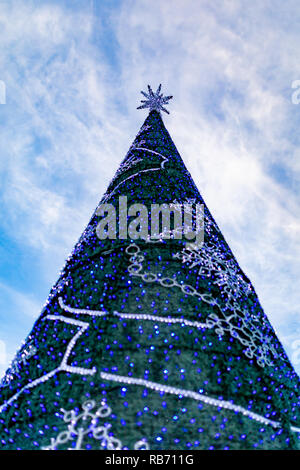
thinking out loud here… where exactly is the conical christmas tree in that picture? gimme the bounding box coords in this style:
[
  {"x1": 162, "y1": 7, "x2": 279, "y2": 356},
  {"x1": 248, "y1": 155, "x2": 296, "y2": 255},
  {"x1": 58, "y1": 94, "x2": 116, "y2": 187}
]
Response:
[{"x1": 0, "y1": 86, "x2": 299, "y2": 450}]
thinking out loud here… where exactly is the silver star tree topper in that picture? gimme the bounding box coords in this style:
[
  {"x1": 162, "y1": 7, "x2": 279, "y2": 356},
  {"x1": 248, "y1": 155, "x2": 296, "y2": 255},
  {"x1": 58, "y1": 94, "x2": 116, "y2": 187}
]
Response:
[{"x1": 137, "y1": 84, "x2": 173, "y2": 114}]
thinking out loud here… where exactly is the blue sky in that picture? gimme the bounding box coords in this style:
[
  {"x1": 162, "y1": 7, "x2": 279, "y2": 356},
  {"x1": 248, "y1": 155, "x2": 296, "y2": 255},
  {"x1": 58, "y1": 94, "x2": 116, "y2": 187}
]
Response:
[{"x1": 0, "y1": 0, "x2": 300, "y2": 376}]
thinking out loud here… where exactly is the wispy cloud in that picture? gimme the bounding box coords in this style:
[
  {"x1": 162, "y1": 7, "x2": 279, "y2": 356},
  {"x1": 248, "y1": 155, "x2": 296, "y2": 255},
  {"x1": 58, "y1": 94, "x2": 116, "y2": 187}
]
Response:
[
  {"x1": 0, "y1": 340, "x2": 7, "y2": 379},
  {"x1": 0, "y1": 281, "x2": 41, "y2": 375},
  {"x1": 0, "y1": 281, "x2": 40, "y2": 320}
]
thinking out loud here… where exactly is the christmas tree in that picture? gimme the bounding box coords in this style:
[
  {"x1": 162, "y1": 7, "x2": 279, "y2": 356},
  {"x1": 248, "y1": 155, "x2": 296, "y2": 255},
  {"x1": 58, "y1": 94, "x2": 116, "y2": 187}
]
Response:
[{"x1": 0, "y1": 85, "x2": 299, "y2": 450}]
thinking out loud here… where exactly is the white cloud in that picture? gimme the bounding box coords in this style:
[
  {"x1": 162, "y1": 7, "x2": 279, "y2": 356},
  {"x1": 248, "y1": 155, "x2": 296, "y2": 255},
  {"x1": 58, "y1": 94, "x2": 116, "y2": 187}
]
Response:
[{"x1": 0, "y1": 1, "x2": 130, "y2": 258}]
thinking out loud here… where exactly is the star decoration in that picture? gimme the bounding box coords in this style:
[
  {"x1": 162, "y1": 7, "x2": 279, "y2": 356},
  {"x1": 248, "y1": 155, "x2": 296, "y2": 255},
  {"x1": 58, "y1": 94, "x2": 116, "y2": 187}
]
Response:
[{"x1": 137, "y1": 84, "x2": 173, "y2": 114}]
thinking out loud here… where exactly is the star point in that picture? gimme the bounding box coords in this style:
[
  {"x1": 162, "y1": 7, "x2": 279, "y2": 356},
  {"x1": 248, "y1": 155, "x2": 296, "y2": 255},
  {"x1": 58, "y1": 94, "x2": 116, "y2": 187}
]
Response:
[{"x1": 137, "y1": 84, "x2": 173, "y2": 114}]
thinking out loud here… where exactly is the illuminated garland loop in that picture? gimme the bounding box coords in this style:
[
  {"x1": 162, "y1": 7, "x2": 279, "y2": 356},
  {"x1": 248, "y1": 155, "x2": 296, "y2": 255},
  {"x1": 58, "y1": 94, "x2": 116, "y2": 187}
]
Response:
[
  {"x1": 125, "y1": 242, "x2": 281, "y2": 368},
  {"x1": 101, "y1": 146, "x2": 169, "y2": 203}
]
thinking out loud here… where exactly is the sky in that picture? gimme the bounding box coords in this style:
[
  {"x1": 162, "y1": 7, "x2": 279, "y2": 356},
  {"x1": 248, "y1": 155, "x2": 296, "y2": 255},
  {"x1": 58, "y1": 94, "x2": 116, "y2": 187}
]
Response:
[{"x1": 0, "y1": 0, "x2": 300, "y2": 377}]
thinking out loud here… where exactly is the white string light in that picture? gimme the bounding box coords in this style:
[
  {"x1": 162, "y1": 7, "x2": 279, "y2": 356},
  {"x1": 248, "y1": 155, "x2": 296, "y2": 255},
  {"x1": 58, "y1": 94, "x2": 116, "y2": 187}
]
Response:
[{"x1": 100, "y1": 372, "x2": 299, "y2": 433}]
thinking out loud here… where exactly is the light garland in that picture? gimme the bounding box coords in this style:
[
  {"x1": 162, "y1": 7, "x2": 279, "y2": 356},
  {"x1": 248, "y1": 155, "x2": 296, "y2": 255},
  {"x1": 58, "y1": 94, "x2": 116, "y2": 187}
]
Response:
[
  {"x1": 0, "y1": 314, "x2": 97, "y2": 413},
  {"x1": 100, "y1": 372, "x2": 300, "y2": 433},
  {"x1": 125, "y1": 241, "x2": 282, "y2": 368},
  {"x1": 102, "y1": 147, "x2": 169, "y2": 203}
]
